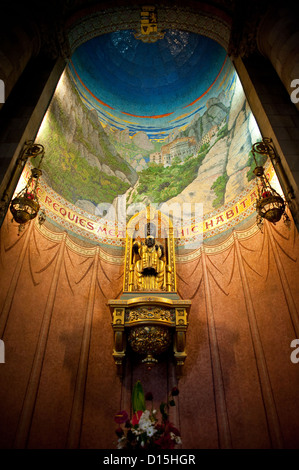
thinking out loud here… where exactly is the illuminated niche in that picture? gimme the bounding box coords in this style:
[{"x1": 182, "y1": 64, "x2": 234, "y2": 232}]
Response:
[{"x1": 108, "y1": 206, "x2": 191, "y2": 378}]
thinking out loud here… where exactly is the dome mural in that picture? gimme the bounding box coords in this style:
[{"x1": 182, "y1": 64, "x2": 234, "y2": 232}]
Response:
[
  {"x1": 29, "y1": 29, "x2": 271, "y2": 247},
  {"x1": 68, "y1": 30, "x2": 228, "y2": 139}
]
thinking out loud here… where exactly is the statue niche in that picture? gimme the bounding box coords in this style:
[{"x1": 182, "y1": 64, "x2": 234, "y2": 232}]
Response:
[
  {"x1": 132, "y1": 222, "x2": 166, "y2": 291},
  {"x1": 109, "y1": 208, "x2": 190, "y2": 377}
]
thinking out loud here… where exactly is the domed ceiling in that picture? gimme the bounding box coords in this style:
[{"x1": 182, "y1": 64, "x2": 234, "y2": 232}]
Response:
[
  {"x1": 32, "y1": 28, "x2": 268, "y2": 248},
  {"x1": 69, "y1": 30, "x2": 228, "y2": 139}
]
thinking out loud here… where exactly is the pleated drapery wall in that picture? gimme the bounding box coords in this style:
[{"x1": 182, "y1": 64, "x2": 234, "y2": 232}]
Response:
[{"x1": 0, "y1": 213, "x2": 298, "y2": 449}]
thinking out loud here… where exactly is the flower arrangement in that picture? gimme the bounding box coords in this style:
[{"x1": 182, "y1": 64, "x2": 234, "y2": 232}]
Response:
[{"x1": 114, "y1": 381, "x2": 181, "y2": 449}]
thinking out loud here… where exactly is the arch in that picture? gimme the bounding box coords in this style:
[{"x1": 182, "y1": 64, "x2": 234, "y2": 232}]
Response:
[{"x1": 65, "y1": 2, "x2": 232, "y2": 54}]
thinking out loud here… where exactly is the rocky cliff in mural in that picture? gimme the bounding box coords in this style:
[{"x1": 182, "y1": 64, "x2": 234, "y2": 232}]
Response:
[
  {"x1": 158, "y1": 78, "x2": 262, "y2": 213},
  {"x1": 125, "y1": 77, "x2": 262, "y2": 214},
  {"x1": 105, "y1": 127, "x2": 158, "y2": 173},
  {"x1": 37, "y1": 69, "x2": 262, "y2": 217},
  {"x1": 37, "y1": 70, "x2": 138, "y2": 213},
  {"x1": 178, "y1": 90, "x2": 230, "y2": 143}
]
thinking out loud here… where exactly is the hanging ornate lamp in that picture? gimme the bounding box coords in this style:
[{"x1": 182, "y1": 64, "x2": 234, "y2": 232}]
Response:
[
  {"x1": 10, "y1": 142, "x2": 45, "y2": 234},
  {"x1": 252, "y1": 139, "x2": 290, "y2": 230}
]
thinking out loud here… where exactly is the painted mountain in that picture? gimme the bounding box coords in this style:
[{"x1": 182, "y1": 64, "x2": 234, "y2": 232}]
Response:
[
  {"x1": 36, "y1": 71, "x2": 138, "y2": 213},
  {"x1": 36, "y1": 30, "x2": 265, "y2": 217}
]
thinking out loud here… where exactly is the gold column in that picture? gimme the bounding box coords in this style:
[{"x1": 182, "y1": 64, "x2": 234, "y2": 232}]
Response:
[
  {"x1": 111, "y1": 307, "x2": 126, "y2": 377},
  {"x1": 173, "y1": 307, "x2": 188, "y2": 378}
]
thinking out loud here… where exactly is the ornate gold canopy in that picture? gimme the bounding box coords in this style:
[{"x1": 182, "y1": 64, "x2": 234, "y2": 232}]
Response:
[{"x1": 123, "y1": 205, "x2": 176, "y2": 292}]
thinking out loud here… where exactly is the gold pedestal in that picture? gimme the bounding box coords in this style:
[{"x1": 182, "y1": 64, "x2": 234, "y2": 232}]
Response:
[{"x1": 108, "y1": 292, "x2": 191, "y2": 378}]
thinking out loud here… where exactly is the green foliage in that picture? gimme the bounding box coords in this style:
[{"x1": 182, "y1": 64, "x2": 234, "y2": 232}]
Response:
[
  {"x1": 112, "y1": 138, "x2": 162, "y2": 167},
  {"x1": 132, "y1": 381, "x2": 146, "y2": 413},
  {"x1": 211, "y1": 122, "x2": 229, "y2": 148},
  {"x1": 211, "y1": 172, "x2": 229, "y2": 208},
  {"x1": 159, "y1": 402, "x2": 169, "y2": 422},
  {"x1": 216, "y1": 122, "x2": 228, "y2": 139},
  {"x1": 131, "y1": 145, "x2": 209, "y2": 204},
  {"x1": 171, "y1": 156, "x2": 181, "y2": 166},
  {"x1": 35, "y1": 109, "x2": 130, "y2": 205},
  {"x1": 198, "y1": 142, "x2": 209, "y2": 154},
  {"x1": 246, "y1": 149, "x2": 268, "y2": 182}
]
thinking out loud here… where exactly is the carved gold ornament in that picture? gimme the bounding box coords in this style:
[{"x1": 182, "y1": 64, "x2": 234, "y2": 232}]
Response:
[
  {"x1": 109, "y1": 207, "x2": 191, "y2": 377},
  {"x1": 134, "y1": 5, "x2": 165, "y2": 43}
]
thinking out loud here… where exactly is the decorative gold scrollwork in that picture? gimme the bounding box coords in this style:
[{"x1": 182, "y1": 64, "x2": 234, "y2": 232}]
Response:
[
  {"x1": 125, "y1": 307, "x2": 175, "y2": 323},
  {"x1": 128, "y1": 325, "x2": 172, "y2": 356}
]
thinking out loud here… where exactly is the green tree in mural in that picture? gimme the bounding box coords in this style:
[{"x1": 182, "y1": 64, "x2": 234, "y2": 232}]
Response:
[
  {"x1": 34, "y1": 111, "x2": 130, "y2": 205},
  {"x1": 246, "y1": 148, "x2": 268, "y2": 182},
  {"x1": 132, "y1": 145, "x2": 210, "y2": 204},
  {"x1": 211, "y1": 172, "x2": 229, "y2": 208}
]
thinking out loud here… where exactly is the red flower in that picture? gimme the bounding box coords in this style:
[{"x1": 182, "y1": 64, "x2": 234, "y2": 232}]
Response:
[
  {"x1": 114, "y1": 410, "x2": 129, "y2": 424},
  {"x1": 155, "y1": 423, "x2": 165, "y2": 433},
  {"x1": 131, "y1": 410, "x2": 143, "y2": 426},
  {"x1": 155, "y1": 433, "x2": 175, "y2": 449},
  {"x1": 115, "y1": 427, "x2": 124, "y2": 438},
  {"x1": 168, "y1": 423, "x2": 181, "y2": 436},
  {"x1": 145, "y1": 392, "x2": 153, "y2": 401}
]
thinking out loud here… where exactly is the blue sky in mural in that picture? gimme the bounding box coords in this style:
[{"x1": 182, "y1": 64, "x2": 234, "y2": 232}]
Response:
[{"x1": 69, "y1": 30, "x2": 230, "y2": 139}]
